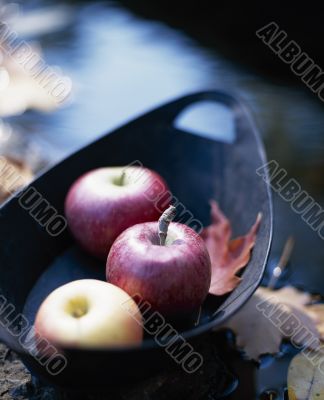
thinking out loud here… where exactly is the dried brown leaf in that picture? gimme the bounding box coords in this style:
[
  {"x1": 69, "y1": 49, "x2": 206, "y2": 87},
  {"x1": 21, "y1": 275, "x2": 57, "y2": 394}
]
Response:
[
  {"x1": 288, "y1": 351, "x2": 324, "y2": 399},
  {"x1": 307, "y1": 304, "x2": 324, "y2": 341},
  {"x1": 219, "y1": 286, "x2": 320, "y2": 361},
  {"x1": 0, "y1": 156, "x2": 33, "y2": 203},
  {"x1": 0, "y1": 43, "x2": 69, "y2": 117},
  {"x1": 201, "y1": 200, "x2": 261, "y2": 295}
]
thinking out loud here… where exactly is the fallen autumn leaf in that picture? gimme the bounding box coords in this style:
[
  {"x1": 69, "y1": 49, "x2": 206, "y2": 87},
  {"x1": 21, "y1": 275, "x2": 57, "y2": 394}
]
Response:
[
  {"x1": 288, "y1": 351, "x2": 324, "y2": 399},
  {"x1": 218, "y1": 286, "x2": 320, "y2": 361},
  {"x1": 201, "y1": 200, "x2": 261, "y2": 296},
  {"x1": 0, "y1": 156, "x2": 33, "y2": 204}
]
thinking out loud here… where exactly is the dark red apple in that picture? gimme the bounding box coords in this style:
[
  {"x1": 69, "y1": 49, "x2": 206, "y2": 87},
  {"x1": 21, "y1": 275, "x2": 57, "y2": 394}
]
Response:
[
  {"x1": 106, "y1": 207, "x2": 211, "y2": 317},
  {"x1": 65, "y1": 166, "x2": 170, "y2": 259}
]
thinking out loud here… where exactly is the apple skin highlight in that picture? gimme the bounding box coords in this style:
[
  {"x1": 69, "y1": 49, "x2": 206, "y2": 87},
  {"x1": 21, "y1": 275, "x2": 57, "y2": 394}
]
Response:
[
  {"x1": 34, "y1": 280, "x2": 143, "y2": 350},
  {"x1": 106, "y1": 222, "x2": 211, "y2": 318},
  {"x1": 65, "y1": 166, "x2": 170, "y2": 259}
]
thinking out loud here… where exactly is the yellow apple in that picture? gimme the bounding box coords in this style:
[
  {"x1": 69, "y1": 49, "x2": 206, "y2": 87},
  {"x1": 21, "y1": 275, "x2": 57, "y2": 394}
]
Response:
[{"x1": 35, "y1": 279, "x2": 143, "y2": 349}]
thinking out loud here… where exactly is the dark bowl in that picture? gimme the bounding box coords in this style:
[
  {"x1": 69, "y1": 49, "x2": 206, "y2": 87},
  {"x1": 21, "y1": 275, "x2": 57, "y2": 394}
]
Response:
[{"x1": 0, "y1": 91, "x2": 272, "y2": 390}]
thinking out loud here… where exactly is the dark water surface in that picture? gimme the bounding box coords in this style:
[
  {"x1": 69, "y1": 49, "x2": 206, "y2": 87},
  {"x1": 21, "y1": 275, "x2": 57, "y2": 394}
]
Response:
[{"x1": 2, "y1": 2, "x2": 324, "y2": 398}]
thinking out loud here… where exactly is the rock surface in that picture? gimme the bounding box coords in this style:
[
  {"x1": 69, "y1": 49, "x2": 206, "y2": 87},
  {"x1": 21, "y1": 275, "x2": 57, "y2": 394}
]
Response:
[{"x1": 0, "y1": 334, "x2": 236, "y2": 400}]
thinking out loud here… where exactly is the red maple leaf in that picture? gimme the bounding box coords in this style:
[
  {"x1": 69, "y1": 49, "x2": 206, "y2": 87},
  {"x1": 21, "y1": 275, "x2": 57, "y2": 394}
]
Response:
[{"x1": 201, "y1": 200, "x2": 262, "y2": 296}]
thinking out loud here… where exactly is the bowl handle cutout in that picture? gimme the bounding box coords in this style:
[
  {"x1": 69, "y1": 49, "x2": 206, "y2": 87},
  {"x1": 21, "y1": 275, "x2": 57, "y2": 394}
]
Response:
[{"x1": 159, "y1": 91, "x2": 244, "y2": 143}]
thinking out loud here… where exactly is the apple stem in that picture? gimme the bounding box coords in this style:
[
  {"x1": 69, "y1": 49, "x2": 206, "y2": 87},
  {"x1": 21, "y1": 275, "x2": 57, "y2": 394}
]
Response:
[
  {"x1": 119, "y1": 171, "x2": 126, "y2": 185},
  {"x1": 158, "y1": 205, "x2": 176, "y2": 246},
  {"x1": 120, "y1": 171, "x2": 126, "y2": 185}
]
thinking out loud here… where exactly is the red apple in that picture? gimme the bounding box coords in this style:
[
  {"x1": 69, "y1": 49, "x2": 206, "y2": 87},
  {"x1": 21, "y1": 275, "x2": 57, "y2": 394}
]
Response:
[
  {"x1": 65, "y1": 166, "x2": 170, "y2": 259},
  {"x1": 35, "y1": 279, "x2": 143, "y2": 349},
  {"x1": 106, "y1": 208, "x2": 211, "y2": 317}
]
